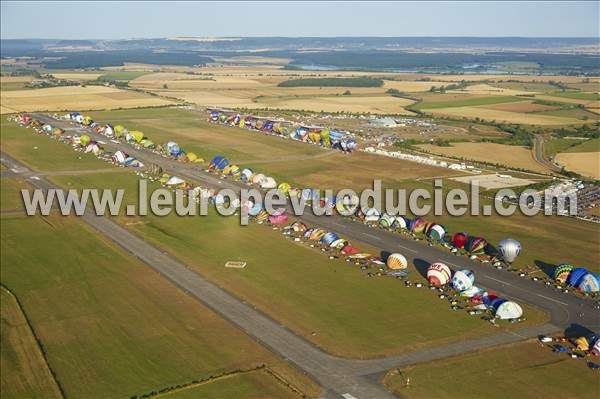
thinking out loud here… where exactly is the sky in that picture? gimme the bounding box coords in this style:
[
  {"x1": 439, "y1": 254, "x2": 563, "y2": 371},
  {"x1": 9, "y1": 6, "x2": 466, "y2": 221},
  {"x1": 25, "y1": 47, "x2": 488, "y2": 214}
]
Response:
[{"x1": 1, "y1": 1, "x2": 598, "y2": 39}]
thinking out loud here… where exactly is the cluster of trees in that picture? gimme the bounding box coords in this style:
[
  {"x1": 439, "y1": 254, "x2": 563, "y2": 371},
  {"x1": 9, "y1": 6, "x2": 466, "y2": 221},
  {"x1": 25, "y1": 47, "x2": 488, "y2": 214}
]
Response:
[{"x1": 429, "y1": 80, "x2": 469, "y2": 93}]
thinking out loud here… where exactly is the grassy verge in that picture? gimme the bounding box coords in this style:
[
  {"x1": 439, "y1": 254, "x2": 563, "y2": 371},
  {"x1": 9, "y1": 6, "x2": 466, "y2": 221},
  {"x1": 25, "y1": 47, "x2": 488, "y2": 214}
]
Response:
[{"x1": 382, "y1": 340, "x2": 599, "y2": 399}]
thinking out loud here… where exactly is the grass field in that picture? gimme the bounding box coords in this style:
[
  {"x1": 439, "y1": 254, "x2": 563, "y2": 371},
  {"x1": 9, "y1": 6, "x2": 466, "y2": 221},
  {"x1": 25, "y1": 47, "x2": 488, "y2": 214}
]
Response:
[
  {"x1": 414, "y1": 96, "x2": 522, "y2": 109},
  {"x1": 1, "y1": 119, "x2": 115, "y2": 172},
  {"x1": 0, "y1": 85, "x2": 175, "y2": 114},
  {"x1": 382, "y1": 340, "x2": 600, "y2": 399},
  {"x1": 49, "y1": 169, "x2": 547, "y2": 359},
  {"x1": 549, "y1": 91, "x2": 600, "y2": 101},
  {"x1": 1, "y1": 286, "x2": 62, "y2": 399},
  {"x1": 0, "y1": 212, "x2": 318, "y2": 398},
  {"x1": 159, "y1": 370, "x2": 298, "y2": 399},
  {"x1": 50, "y1": 72, "x2": 103, "y2": 81},
  {"x1": 555, "y1": 152, "x2": 600, "y2": 179},
  {"x1": 417, "y1": 142, "x2": 547, "y2": 173},
  {"x1": 563, "y1": 137, "x2": 600, "y2": 153}
]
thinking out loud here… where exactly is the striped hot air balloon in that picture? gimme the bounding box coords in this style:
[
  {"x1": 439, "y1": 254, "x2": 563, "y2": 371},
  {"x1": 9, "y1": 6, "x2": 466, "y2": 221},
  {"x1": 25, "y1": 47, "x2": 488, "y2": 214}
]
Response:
[
  {"x1": 256, "y1": 209, "x2": 269, "y2": 223},
  {"x1": 409, "y1": 218, "x2": 427, "y2": 234},
  {"x1": 498, "y1": 239, "x2": 522, "y2": 263},
  {"x1": 320, "y1": 232, "x2": 339, "y2": 246},
  {"x1": 426, "y1": 223, "x2": 446, "y2": 241},
  {"x1": 466, "y1": 237, "x2": 487, "y2": 254},
  {"x1": 554, "y1": 263, "x2": 573, "y2": 283},
  {"x1": 387, "y1": 253, "x2": 408, "y2": 270},
  {"x1": 427, "y1": 263, "x2": 452, "y2": 286},
  {"x1": 241, "y1": 168, "x2": 254, "y2": 182},
  {"x1": 290, "y1": 221, "x2": 307, "y2": 232},
  {"x1": 378, "y1": 213, "x2": 396, "y2": 229}
]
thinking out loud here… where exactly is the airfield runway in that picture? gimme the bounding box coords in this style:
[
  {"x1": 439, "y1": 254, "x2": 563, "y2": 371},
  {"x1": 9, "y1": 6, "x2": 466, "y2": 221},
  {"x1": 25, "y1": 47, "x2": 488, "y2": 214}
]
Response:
[{"x1": 4, "y1": 113, "x2": 598, "y2": 398}]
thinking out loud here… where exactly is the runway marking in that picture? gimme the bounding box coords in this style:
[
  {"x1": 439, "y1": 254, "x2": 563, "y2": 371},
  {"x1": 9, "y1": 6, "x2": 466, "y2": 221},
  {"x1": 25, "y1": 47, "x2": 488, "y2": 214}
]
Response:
[
  {"x1": 363, "y1": 233, "x2": 382, "y2": 241},
  {"x1": 536, "y1": 294, "x2": 569, "y2": 306},
  {"x1": 397, "y1": 245, "x2": 418, "y2": 254},
  {"x1": 485, "y1": 276, "x2": 510, "y2": 285},
  {"x1": 342, "y1": 394, "x2": 357, "y2": 399}
]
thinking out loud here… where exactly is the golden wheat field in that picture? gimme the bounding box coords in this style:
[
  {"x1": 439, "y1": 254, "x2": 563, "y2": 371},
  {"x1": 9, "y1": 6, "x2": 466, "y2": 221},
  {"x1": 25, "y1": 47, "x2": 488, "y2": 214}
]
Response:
[
  {"x1": 425, "y1": 106, "x2": 582, "y2": 125},
  {"x1": 556, "y1": 152, "x2": 600, "y2": 179},
  {"x1": 447, "y1": 83, "x2": 536, "y2": 96},
  {"x1": 0, "y1": 86, "x2": 175, "y2": 114},
  {"x1": 418, "y1": 142, "x2": 548, "y2": 173}
]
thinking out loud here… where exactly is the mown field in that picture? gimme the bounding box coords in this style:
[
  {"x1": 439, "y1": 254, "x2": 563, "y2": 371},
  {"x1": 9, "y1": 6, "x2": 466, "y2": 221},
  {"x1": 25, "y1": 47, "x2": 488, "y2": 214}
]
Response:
[
  {"x1": 0, "y1": 210, "x2": 317, "y2": 398},
  {"x1": 556, "y1": 152, "x2": 600, "y2": 179},
  {"x1": 382, "y1": 340, "x2": 599, "y2": 399},
  {"x1": 0, "y1": 85, "x2": 175, "y2": 114},
  {"x1": 1, "y1": 286, "x2": 62, "y2": 399}
]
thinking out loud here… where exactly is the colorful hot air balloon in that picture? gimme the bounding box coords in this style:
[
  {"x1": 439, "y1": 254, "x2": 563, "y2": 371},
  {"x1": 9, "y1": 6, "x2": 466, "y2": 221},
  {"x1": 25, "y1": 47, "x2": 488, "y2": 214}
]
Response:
[
  {"x1": 554, "y1": 264, "x2": 573, "y2": 283},
  {"x1": 378, "y1": 213, "x2": 396, "y2": 229},
  {"x1": 290, "y1": 221, "x2": 307, "y2": 232},
  {"x1": 427, "y1": 263, "x2": 452, "y2": 286},
  {"x1": 409, "y1": 218, "x2": 427, "y2": 234},
  {"x1": 452, "y1": 232, "x2": 468, "y2": 249},
  {"x1": 426, "y1": 223, "x2": 446, "y2": 241},
  {"x1": 498, "y1": 239, "x2": 521, "y2": 263},
  {"x1": 335, "y1": 194, "x2": 359, "y2": 215},
  {"x1": 577, "y1": 273, "x2": 600, "y2": 293},
  {"x1": 567, "y1": 267, "x2": 589, "y2": 287},
  {"x1": 452, "y1": 269, "x2": 474, "y2": 291},
  {"x1": 166, "y1": 141, "x2": 181, "y2": 156},
  {"x1": 309, "y1": 229, "x2": 327, "y2": 241},
  {"x1": 387, "y1": 253, "x2": 408, "y2": 270},
  {"x1": 466, "y1": 237, "x2": 487, "y2": 254},
  {"x1": 363, "y1": 207, "x2": 381, "y2": 223},
  {"x1": 320, "y1": 232, "x2": 339, "y2": 246}
]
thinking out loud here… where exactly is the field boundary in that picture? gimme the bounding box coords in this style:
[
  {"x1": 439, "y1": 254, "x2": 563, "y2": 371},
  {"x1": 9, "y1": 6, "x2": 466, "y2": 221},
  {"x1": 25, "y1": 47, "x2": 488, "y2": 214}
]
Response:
[
  {"x1": 0, "y1": 284, "x2": 66, "y2": 399},
  {"x1": 132, "y1": 365, "x2": 307, "y2": 399}
]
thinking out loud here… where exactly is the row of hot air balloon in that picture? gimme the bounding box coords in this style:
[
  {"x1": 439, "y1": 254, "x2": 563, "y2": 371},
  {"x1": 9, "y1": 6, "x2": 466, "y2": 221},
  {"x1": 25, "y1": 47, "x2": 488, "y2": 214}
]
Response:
[
  {"x1": 426, "y1": 263, "x2": 524, "y2": 319},
  {"x1": 208, "y1": 109, "x2": 358, "y2": 153},
  {"x1": 554, "y1": 264, "x2": 600, "y2": 293},
  {"x1": 64, "y1": 112, "x2": 204, "y2": 164},
  {"x1": 208, "y1": 155, "x2": 290, "y2": 191}
]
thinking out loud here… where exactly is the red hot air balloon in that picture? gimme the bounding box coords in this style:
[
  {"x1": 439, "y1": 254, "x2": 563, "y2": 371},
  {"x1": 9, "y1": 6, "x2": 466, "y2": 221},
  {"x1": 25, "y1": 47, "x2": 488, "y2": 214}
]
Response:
[{"x1": 452, "y1": 232, "x2": 468, "y2": 249}]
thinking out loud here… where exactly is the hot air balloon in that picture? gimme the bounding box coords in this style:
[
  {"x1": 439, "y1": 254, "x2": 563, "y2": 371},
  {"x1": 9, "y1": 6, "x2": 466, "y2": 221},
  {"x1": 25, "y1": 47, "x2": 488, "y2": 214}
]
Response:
[
  {"x1": 452, "y1": 232, "x2": 468, "y2": 249},
  {"x1": 498, "y1": 239, "x2": 521, "y2": 263},
  {"x1": 228, "y1": 164, "x2": 241, "y2": 177},
  {"x1": 330, "y1": 238, "x2": 348, "y2": 249},
  {"x1": 363, "y1": 207, "x2": 381, "y2": 223},
  {"x1": 387, "y1": 253, "x2": 408, "y2": 270},
  {"x1": 241, "y1": 168, "x2": 254, "y2": 182},
  {"x1": 256, "y1": 209, "x2": 269, "y2": 223},
  {"x1": 554, "y1": 264, "x2": 573, "y2": 283},
  {"x1": 320, "y1": 232, "x2": 339, "y2": 246},
  {"x1": 278, "y1": 182, "x2": 291, "y2": 193},
  {"x1": 567, "y1": 267, "x2": 589, "y2": 287},
  {"x1": 290, "y1": 221, "x2": 307, "y2": 232},
  {"x1": 494, "y1": 301, "x2": 523, "y2": 320},
  {"x1": 393, "y1": 216, "x2": 408, "y2": 230},
  {"x1": 261, "y1": 177, "x2": 277, "y2": 189},
  {"x1": 379, "y1": 213, "x2": 396, "y2": 229},
  {"x1": 252, "y1": 173, "x2": 266, "y2": 186},
  {"x1": 577, "y1": 273, "x2": 600, "y2": 293},
  {"x1": 268, "y1": 213, "x2": 289, "y2": 224},
  {"x1": 166, "y1": 141, "x2": 181, "y2": 156},
  {"x1": 426, "y1": 223, "x2": 446, "y2": 241},
  {"x1": 335, "y1": 194, "x2": 359, "y2": 215},
  {"x1": 409, "y1": 218, "x2": 427, "y2": 234},
  {"x1": 114, "y1": 125, "x2": 125, "y2": 138},
  {"x1": 309, "y1": 229, "x2": 327, "y2": 241},
  {"x1": 427, "y1": 263, "x2": 452, "y2": 286},
  {"x1": 79, "y1": 134, "x2": 91, "y2": 147},
  {"x1": 452, "y1": 269, "x2": 474, "y2": 291},
  {"x1": 465, "y1": 237, "x2": 487, "y2": 254}
]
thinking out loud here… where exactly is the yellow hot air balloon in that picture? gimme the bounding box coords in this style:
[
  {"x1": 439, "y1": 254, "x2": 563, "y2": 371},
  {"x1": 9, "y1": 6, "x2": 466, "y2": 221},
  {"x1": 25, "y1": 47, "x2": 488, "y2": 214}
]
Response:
[{"x1": 278, "y1": 182, "x2": 291, "y2": 193}]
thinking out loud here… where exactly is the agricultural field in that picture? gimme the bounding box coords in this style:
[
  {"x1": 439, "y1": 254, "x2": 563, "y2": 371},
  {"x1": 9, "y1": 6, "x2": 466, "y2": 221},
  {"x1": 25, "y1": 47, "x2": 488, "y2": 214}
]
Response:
[
  {"x1": 556, "y1": 152, "x2": 600, "y2": 179},
  {"x1": 50, "y1": 72, "x2": 103, "y2": 81},
  {"x1": 382, "y1": 340, "x2": 599, "y2": 399},
  {"x1": 0, "y1": 212, "x2": 318, "y2": 398},
  {"x1": 0, "y1": 85, "x2": 175, "y2": 114},
  {"x1": 0, "y1": 75, "x2": 38, "y2": 91},
  {"x1": 417, "y1": 142, "x2": 547, "y2": 173},
  {"x1": 1, "y1": 286, "x2": 62, "y2": 399}
]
